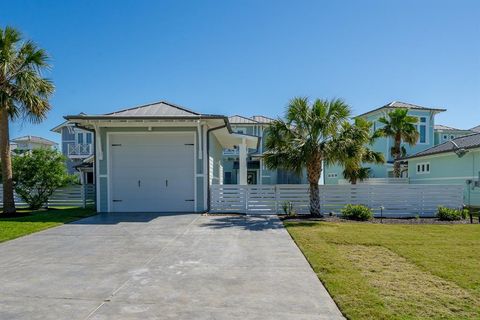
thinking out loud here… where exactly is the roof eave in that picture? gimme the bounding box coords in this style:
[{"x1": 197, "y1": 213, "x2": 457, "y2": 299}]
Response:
[{"x1": 402, "y1": 145, "x2": 480, "y2": 160}]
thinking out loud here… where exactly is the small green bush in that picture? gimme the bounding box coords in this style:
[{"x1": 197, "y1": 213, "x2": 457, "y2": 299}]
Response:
[
  {"x1": 12, "y1": 149, "x2": 73, "y2": 210},
  {"x1": 437, "y1": 206, "x2": 468, "y2": 221},
  {"x1": 282, "y1": 201, "x2": 297, "y2": 217},
  {"x1": 341, "y1": 204, "x2": 373, "y2": 221}
]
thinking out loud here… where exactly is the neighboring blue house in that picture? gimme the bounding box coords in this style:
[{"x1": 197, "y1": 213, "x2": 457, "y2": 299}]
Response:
[
  {"x1": 222, "y1": 115, "x2": 307, "y2": 185},
  {"x1": 51, "y1": 120, "x2": 95, "y2": 184},
  {"x1": 403, "y1": 133, "x2": 480, "y2": 206},
  {"x1": 324, "y1": 101, "x2": 447, "y2": 184}
]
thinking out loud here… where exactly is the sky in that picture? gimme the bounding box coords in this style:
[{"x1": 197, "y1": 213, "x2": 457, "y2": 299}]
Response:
[{"x1": 2, "y1": 0, "x2": 479, "y2": 144}]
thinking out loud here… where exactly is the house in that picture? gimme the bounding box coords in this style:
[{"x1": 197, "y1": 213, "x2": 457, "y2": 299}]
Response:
[
  {"x1": 222, "y1": 115, "x2": 307, "y2": 185},
  {"x1": 402, "y1": 133, "x2": 480, "y2": 206},
  {"x1": 64, "y1": 100, "x2": 259, "y2": 213},
  {"x1": 433, "y1": 125, "x2": 474, "y2": 145},
  {"x1": 10, "y1": 135, "x2": 57, "y2": 153},
  {"x1": 51, "y1": 120, "x2": 95, "y2": 182},
  {"x1": 324, "y1": 101, "x2": 446, "y2": 184}
]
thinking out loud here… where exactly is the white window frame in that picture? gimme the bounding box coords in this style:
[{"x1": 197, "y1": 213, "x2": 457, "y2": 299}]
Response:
[
  {"x1": 76, "y1": 132, "x2": 92, "y2": 145},
  {"x1": 416, "y1": 162, "x2": 430, "y2": 174}
]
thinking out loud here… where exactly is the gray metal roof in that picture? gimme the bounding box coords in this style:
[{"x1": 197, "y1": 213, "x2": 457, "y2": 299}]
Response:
[
  {"x1": 471, "y1": 125, "x2": 480, "y2": 133},
  {"x1": 11, "y1": 136, "x2": 58, "y2": 146},
  {"x1": 65, "y1": 100, "x2": 227, "y2": 121},
  {"x1": 252, "y1": 115, "x2": 275, "y2": 124},
  {"x1": 434, "y1": 124, "x2": 471, "y2": 132},
  {"x1": 404, "y1": 133, "x2": 480, "y2": 159},
  {"x1": 105, "y1": 101, "x2": 200, "y2": 117},
  {"x1": 228, "y1": 115, "x2": 275, "y2": 124},
  {"x1": 357, "y1": 101, "x2": 446, "y2": 118},
  {"x1": 228, "y1": 115, "x2": 258, "y2": 124}
]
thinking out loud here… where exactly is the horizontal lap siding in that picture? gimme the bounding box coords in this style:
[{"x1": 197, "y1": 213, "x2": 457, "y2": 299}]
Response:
[{"x1": 211, "y1": 184, "x2": 464, "y2": 217}]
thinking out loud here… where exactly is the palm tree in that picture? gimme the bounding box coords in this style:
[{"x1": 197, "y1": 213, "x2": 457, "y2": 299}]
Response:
[
  {"x1": 329, "y1": 118, "x2": 385, "y2": 184},
  {"x1": 373, "y1": 108, "x2": 419, "y2": 178},
  {"x1": 263, "y1": 97, "x2": 351, "y2": 216},
  {"x1": 0, "y1": 26, "x2": 54, "y2": 215}
]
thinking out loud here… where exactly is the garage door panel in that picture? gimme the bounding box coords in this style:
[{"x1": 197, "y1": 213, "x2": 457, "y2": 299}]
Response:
[{"x1": 109, "y1": 133, "x2": 195, "y2": 212}]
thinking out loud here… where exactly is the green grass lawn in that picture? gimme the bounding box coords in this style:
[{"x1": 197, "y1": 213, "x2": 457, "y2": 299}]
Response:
[
  {"x1": 0, "y1": 207, "x2": 96, "y2": 243},
  {"x1": 284, "y1": 221, "x2": 480, "y2": 320}
]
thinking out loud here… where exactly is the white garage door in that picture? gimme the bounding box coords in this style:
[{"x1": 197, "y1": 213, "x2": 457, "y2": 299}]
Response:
[{"x1": 109, "y1": 132, "x2": 195, "y2": 212}]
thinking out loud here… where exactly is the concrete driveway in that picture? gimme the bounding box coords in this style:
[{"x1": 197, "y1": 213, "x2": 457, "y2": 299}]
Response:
[{"x1": 0, "y1": 213, "x2": 343, "y2": 319}]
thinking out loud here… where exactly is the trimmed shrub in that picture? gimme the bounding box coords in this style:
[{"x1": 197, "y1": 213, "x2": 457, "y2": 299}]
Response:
[
  {"x1": 341, "y1": 204, "x2": 373, "y2": 221},
  {"x1": 437, "y1": 206, "x2": 468, "y2": 221}
]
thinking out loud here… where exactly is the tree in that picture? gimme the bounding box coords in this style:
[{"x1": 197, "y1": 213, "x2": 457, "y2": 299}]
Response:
[
  {"x1": 0, "y1": 26, "x2": 54, "y2": 215},
  {"x1": 328, "y1": 118, "x2": 385, "y2": 184},
  {"x1": 373, "y1": 109, "x2": 419, "y2": 177},
  {"x1": 12, "y1": 149, "x2": 72, "y2": 210},
  {"x1": 263, "y1": 97, "x2": 351, "y2": 216}
]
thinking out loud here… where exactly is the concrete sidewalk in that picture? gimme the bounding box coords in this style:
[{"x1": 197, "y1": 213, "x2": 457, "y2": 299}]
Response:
[{"x1": 0, "y1": 213, "x2": 344, "y2": 319}]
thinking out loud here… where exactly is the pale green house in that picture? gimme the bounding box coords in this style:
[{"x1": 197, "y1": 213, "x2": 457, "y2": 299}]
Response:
[
  {"x1": 324, "y1": 101, "x2": 446, "y2": 184},
  {"x1": 403, "y1": 133, "x2": 480, "y2": 206}
]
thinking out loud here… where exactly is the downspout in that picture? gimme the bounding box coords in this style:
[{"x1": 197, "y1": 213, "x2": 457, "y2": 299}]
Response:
[{"x1": 205, "y1": 121, "x2": 228, "y2": 213}]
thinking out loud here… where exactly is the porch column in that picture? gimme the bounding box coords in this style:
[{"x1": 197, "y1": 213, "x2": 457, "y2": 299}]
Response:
[{"x1": 239, "y1": 138, "x2": 247, "y2": 185}]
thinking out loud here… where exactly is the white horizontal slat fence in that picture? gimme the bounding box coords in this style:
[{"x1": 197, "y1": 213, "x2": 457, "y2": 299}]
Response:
[
  {"x1": 338, "y1": 178, "x2": 409, "y2": 185},
  {"x1": 210, "y1": 184, "x2": 464, "y2": 217},
  {"x1": 0, "y1": 184, "x2": 95, "y2": 208}
]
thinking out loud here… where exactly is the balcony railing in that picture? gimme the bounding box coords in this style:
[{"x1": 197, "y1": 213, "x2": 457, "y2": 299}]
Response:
[
  {"x1": 223, "y1": 148, "x2": 239, "y2": 156},
  {"x1": 68, "y1": 143, "x2": 93, "y2": 157}
]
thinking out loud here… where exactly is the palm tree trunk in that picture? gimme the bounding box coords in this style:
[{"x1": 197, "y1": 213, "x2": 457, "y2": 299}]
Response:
[
  {"x1": 0, "y1": 107, "x2": 15, "y2": 215},
  {"x1": 309, "y1": 183, "x2": 321, "y2": 216},
  {"x1": 393, "y1": 137, "x2": 401, "y2": 178},
  {"x1": 307, "y1": 153, "x2": 322, "y2": 217},
  {"x1": 393, "y1": 159, "x2": 401, "y2": 178}
]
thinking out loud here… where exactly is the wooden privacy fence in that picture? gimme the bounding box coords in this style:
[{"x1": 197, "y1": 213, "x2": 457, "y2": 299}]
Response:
[
  {"x1": 210, "y1": 184, "x2": 464, "y2": 217},
  {"x1": 0, "y1": 184, "x2": 95, "y2": 208}
]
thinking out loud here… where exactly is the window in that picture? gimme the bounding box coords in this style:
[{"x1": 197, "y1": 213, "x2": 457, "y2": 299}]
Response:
[
  {"x1": 86, "y1": 133, "x2": 92, "y2": 144},
  {"x1": 443, "y1": 135, "x2": 448, "y2": 140},
  {"x1": 77, "y1": 133, "x2": 84, "y2": 144},
  {"x1": 450, "y1": 135, "x2": 455, "y2": 139},
  {"x1": 235, "y1": 127, "x2": 247, "y2": 134},
  {"x1": 418, "y1": 117, "x2": 427, "y2": 143},
  {"x1": 416, "y1": 162, "x2": 430, "y2": 174}
]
